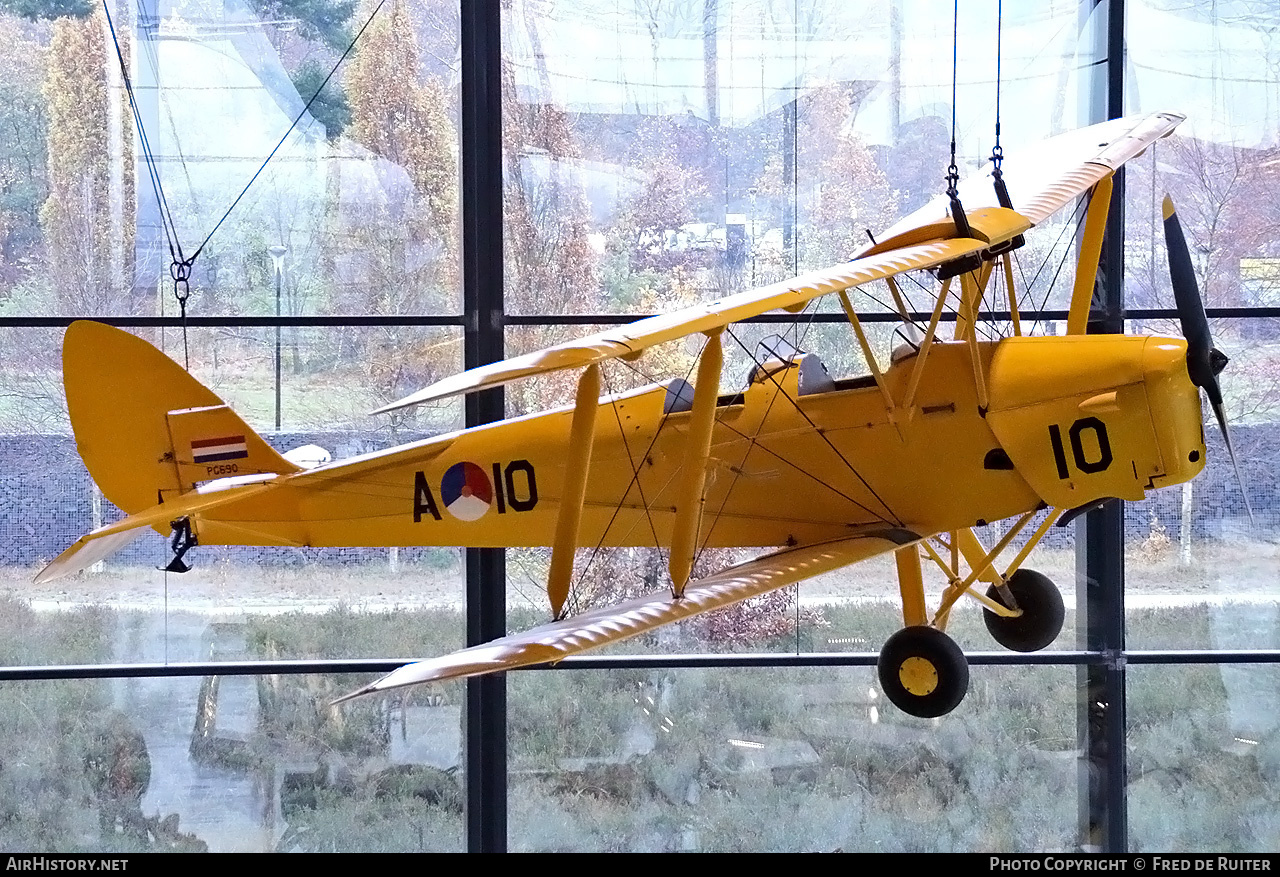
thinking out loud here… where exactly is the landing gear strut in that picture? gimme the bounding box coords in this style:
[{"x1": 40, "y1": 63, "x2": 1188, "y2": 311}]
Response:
[{"x1": 877, "y1": 626, "x2": 970, "y2": 718}]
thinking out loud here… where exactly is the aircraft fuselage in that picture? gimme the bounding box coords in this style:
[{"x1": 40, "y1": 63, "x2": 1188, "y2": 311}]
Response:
[{"x1": 187, "y1": 334, "x2": 1205, "y2": 552}]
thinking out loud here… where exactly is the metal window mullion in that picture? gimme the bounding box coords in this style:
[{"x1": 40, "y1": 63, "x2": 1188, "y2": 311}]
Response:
[
  {"x1": 461, "y1": 0, "x2": 506, "y2": 854},
  {"x1": 1077, "y1": 0, "x2": 1128, "y2": 855},
  {"x1": 9, "y1": 306, "x2": 1280, "y2": 330}
]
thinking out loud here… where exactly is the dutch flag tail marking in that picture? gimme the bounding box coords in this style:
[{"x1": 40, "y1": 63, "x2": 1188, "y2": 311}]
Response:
[{"x1": 191, "y1": 435, "x2": 249, "y2": 464}]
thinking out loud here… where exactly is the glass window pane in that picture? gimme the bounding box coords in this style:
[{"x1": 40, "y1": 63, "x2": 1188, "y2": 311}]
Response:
[
  {"x1": 1129, "y1": 663, "x2": 1280, "y2": 852},
  {"x1": 1127, "y1": 3, "x2": 1280, "y2": 314},
  {"x1": 509, "y1": 665, "x2": 1079, "y2": 851},
  {"x1": 5, "y1": 325, "x2": 465, "y2": 663},
  {"x1": 0, "y1": 675, "x2": 464, "y2": 851},
  {"x1": 502, "y1": 0, "x2": 1093, "y2": 316},
  {"x1": 1, "y1": 1, "x2": 460, "y2": 317},
  {"x1": 1125, "y1": 316, "x2": 1276, "y2": 649}
]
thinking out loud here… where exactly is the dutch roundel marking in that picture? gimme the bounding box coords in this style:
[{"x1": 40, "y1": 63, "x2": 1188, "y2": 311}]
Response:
[
  {"x1": 441, "y1": 462, "x2": 494, "y2": 521},
  {"x1": 414, "y1": 460, "x2": 539, "y2": 523}
]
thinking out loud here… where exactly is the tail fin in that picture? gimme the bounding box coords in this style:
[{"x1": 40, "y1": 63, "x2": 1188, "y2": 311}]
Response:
[{"x1": 64, "y1": 321, "x2": 300, "y2": 515}]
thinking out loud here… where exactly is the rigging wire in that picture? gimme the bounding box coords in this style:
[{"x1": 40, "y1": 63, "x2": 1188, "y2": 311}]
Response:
[
  {"x1": 611, "y1": 352, "x2": 882, "y2": 520},
  {"x1": 692, "y1": 304, "x2": 826, "y2": 567},
  {"x1": 570, "y1": 349, "x2": 707, "y2": 602},
  {"x1": 723, "y1": 325, "x2": 900, "y2": 525},
  {"x1": 1029, "y1": 195, "x2": 1094, "y2": 336}
]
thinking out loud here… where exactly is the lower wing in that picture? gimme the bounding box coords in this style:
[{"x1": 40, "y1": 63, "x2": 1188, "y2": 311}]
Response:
[{"x1": 335, "y1": 527, "x2": 918, "y2": 703}]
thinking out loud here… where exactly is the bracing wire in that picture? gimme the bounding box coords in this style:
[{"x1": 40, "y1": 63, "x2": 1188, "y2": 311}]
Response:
[
  {"x1": 570, "y1": 350, "x2": 707, "y2": 601},
  {"x1": 692, "y1": 306, "x2": 827, "y2": 568},
  {"x1": 1029, "y1": 196, "x2": 1094, "y2": 336},
  {"x1": 722, "y1": 326, "x2": 900, "y2": 526}
]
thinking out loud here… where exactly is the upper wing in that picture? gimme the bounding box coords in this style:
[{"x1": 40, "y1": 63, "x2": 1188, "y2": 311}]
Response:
[
  {"x1": 373, "y1": 236, "x2": 994, "y2": 412},
  {"x1": 334, "y1": 528, "x2": 917, "y2": 703},
  {"x1": 862, "y1": 111, "x2": 1184, "y2": 254},
  {"x1": 379, "y1": 114, "x2": 1181, "y2": 414}
]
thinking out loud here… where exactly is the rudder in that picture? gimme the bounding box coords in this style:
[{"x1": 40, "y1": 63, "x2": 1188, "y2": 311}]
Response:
[{"x1": 63, "y1": 321, "x2": 300, "y2": 515}]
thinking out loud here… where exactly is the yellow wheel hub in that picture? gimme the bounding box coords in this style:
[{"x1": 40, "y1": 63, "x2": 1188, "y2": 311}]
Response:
[{"x1": 898, "y1": 656, "x2": 939, "y2": 696}]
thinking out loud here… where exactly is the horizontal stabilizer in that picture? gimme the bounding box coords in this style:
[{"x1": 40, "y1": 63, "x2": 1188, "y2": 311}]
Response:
[
  {"x1": 33, "y1": 479, "x2": 276, "y2": 584},
  {"x1": 334, "y1": 529, "x2": 916, "y2": 703}
]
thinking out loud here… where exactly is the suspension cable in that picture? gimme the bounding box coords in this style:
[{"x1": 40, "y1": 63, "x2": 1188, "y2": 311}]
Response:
[
  {"x1": 990, "y1": 0, "x2": 1017, "y2": 212},
  {"x1": 190, "y1": 0, "x2": 389, "y2": 265},
  {"x1": 945, "y1": 2, "x2": 960, "y2": 198},
  {"x1": 945, "y1": 0, "x2": 972, "y2": 239},
  {"x1": 100, "y1": 0, "x2": 388, "y2": 366},
  {"x1": 102, "y1": 8, "x2": 183, "y2": 266}
]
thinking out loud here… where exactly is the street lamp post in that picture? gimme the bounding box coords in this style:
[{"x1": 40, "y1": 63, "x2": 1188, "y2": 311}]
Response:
[{"x1": 268, "y1": 245, "x2": 288, "y2": 432}]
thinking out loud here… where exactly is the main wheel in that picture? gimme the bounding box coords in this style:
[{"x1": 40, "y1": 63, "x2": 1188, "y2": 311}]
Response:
[
  {"x1": 984, "y1": 568, "x2": 1065, "y2": 652},
  {"x1": 877, "y1": 626, "x2": 970, "y2": 718}
]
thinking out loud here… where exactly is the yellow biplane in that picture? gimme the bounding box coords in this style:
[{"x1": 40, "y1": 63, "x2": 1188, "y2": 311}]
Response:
[{"x1": 37, "y1": 111, "x2": 1230, "y2": 718}]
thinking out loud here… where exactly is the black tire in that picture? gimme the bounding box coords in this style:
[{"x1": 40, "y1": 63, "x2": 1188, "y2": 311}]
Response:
[
  {"x1": 984, "y1": 568, "x2": 1065, "y2": 652},
  {"x1": 877, "y1": 626, "x2": 970, "y2": 718}
]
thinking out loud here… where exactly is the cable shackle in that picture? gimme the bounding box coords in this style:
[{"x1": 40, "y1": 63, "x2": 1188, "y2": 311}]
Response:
[
  {"x1": 946, "y1": 160, "x2": 961, "y2": 199},
  {"x1": 169, "y1": 258, "x2": 193, "y2": 370},
  {"x1": 170, "y1": 259, "x2": 193, "y2": 304}
]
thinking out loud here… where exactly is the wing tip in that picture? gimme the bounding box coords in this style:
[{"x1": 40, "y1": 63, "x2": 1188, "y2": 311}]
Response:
[
  {"x1": 371, "y1": 390, "x2": 439, "y2": 415},
  {"x1": 1162, "y1": 194, "x2": 1176, "y2": 220},
  {"x1": 329, "y1": 684, "x2": 377, "y2": 707}
]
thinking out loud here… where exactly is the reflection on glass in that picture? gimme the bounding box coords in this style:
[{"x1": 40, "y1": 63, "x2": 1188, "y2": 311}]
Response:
[
  {"x1": 1129, "y1": 665, "x2": 1280, "y2": 852},
  {"x1": 505, "y1": 541, "x2": 1078, "y2": 658},
  {"x1": 2, "y1": 325, "x2": 466, "y2": 664},
  {"x1": 502, "y1": 1, "x2": 1090, "y2": 315},
  {"x1": 0, "y1": 677, "x2": 463, "y2": 852},
  {"x1": 0, "y1": 0, "x2": 461, "y2": 317},
  {"x1": 1124, "y1": 2, "x2": 1280, "y2": 651},
  {"x1": 1124, "y1": 317, "x2": 1278, "y2": 650},
  {"x1": 509, "y1": 665, "x2": 1077, "y2": 852}
]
